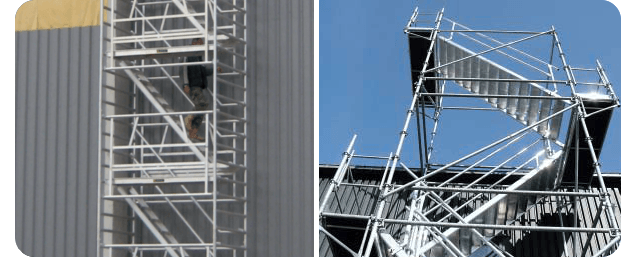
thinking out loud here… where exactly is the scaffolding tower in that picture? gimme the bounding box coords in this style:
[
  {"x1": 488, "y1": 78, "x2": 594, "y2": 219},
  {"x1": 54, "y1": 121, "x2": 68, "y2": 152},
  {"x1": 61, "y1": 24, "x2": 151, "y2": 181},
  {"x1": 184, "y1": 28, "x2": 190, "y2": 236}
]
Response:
[
  {"x1": 319, "y1": 7, "x2": 620, "y2": 257},
  {"x1": 97, "y1": 1, "x2": 247, "y2": 256}
]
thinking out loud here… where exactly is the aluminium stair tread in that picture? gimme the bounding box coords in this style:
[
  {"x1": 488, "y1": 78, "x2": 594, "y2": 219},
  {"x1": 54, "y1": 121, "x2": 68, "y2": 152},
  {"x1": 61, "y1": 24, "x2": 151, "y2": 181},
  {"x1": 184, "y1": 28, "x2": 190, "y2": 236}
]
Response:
[
  {"x1": 506, "y1": 81, "x2": 520, "y2": 116},
  {"x1": 463, "y1": 52, "x2": 473, "y2": 90},
  {"x1": 436, "y1": 37, "x2": 566, "y2": 140},
  {"x1": 526, "y1": 88, "x2": 542, "y2": 128},
  {"x1": 537, "y1": 97, "x2": 553, "y2": 135},
  {"x1": 128, "y1": 188, "x2": 186, "y2": 256},
  {"x1": 470, "y1": 56, "x2": 481, "y2": 93},
  {"x1": 516, "y1": 83, "x2": 531, "y2": 122},
  {"x1": 120, "y1": 61, "x2": 210, "y2": 164},
  {"x1": 497, "y1": 70, "x2": 509, "y2": 110},
  {"x1": 131, "y1": 69, "x2": 177, "y2": 113},
  {"x1": 116, "y1": 187, "x2": 187, "y2": 257},
  {"x1": 487, "y1": 66, "x2": 499, "y2": 106},
  {"x1": 121, "y1": 63, "x2": 243, "y2": 165}
]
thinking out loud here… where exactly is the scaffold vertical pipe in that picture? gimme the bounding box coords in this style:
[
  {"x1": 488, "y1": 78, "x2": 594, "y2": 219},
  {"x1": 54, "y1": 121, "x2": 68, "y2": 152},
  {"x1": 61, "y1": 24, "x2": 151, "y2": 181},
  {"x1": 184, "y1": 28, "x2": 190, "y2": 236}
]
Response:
[
  {"x1": 243, "y1": 1, "x2": 249, "y2": 254},
  {"x1": 362, "y1": 9, "x2": 445, "y2": 257},
  {"x1": 212, "y1": 0, "x2": 218, "y2": 254},
  {"x1": 574, "y1": 111, "x2": 579, "y2": 257},
  {"x1": 382, "y1": 7, "x2": 444, "y2": 197},
  {"x1": 415, "y1": 103, "x2": 425, "y2": 170},
  {"x1": 205, "y1": 0, "x2": 209, "y2": 62},
  {"x1": 596, "y1": 60, "x2": 621, "y2": 106},
  {"x1": 319, "y1": 135, "x2": 357, "y2": 214},
  {"x1": 553, "y1": 30, "x2": 620, "y2": 236},
  {"x1": 96, "y1": 1, "x2": 105, "y2": 256}
]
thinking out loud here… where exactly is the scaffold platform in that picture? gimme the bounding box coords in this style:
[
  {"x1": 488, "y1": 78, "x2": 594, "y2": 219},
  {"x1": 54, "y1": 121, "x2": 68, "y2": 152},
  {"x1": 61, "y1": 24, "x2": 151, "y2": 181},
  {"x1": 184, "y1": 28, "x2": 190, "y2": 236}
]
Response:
[
  {"x1": 407, "y1": 28, "x2": 438, "y2": 106},
  {"x1": 558, "y1": 96, "x2": 616, "y2": 188}
]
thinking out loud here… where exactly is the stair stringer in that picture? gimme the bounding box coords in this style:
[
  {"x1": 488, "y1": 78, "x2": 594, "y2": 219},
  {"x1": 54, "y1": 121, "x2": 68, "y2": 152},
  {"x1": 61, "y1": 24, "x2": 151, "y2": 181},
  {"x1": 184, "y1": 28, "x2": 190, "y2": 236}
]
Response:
[
  {"x1": 120, "y1": 61, "x2": 207, "y2": 163},
  {"x1": 116, "y1": 187, "x2": 188, "y2": 257}
]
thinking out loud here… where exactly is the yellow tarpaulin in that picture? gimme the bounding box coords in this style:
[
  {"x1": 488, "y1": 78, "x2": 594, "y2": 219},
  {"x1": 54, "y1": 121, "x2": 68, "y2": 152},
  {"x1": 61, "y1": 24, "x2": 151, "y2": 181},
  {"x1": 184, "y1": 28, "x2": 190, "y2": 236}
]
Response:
[{"x1": 16, "y1": 0, "x2": 107, "y2": 31}]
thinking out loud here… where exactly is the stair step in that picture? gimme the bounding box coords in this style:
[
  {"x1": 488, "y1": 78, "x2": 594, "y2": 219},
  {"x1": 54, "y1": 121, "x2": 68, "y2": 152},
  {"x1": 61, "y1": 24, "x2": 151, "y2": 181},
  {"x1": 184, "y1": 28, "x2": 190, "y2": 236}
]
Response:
[
  {"x1": 537, "y1": 97, "x2": 553, "y2": 135},
  {"x1": 506, "y1": 81, "x2": 520, "y2": 116},
  {"x1": 117, "y1": 186, "x2": 189, "y2": 257},
  {"x1": 127, "y1": 67, "x2": 177, "y2": 113},
  {"x1": 120, "y1": 61, "x2": 210, "y2": 165},
  {"x1": 526, "y1": 88, "x2": 541, "y2": 127},
  {"x1": 470, "y1": 57, "x2": 480, "y2": 93},
  {"x1": 487, "y1": 66, "x2": 499, "y2": 106},
  {"x1": 128, "y1": 188, "x2": 183, "y2": 244},
  {"x1": 515, "y1": 83, "x2": 530, "y2": 121},
  {"x1": 436, "y1": 37, "x2": 566, "y2": 140}
]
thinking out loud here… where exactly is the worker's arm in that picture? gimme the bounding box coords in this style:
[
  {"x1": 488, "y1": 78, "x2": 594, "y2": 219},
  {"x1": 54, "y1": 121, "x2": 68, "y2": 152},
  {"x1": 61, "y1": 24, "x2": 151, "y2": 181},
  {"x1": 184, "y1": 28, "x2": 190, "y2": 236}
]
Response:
[{"x1": 205, "y1": 66, "x2": 224, "y2": 76}]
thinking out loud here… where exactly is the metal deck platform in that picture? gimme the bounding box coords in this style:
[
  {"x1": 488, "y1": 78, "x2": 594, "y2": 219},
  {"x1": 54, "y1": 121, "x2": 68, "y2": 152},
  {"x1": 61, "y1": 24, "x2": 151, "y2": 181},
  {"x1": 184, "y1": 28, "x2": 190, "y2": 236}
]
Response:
[
  {"x1": 110, "y1": 44, "x2": 217, "y2": 60},
  {"x1": 557, "y1": 96, "x2": 616, "y2": 188},
  {"x1": 407, "y1": 28, "x2": 439, "y2": 106}
]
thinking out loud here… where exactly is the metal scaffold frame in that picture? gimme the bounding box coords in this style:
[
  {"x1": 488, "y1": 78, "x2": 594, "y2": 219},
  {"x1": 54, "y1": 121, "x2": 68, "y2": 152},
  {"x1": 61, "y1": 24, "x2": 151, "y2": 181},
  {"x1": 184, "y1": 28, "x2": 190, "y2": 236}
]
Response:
[
  {"x1": 319, "y1": 7, "x2": 620, "y2": 257},
  {"x1": 97, "y1": 0, "x2": 247, "y2": 256}
]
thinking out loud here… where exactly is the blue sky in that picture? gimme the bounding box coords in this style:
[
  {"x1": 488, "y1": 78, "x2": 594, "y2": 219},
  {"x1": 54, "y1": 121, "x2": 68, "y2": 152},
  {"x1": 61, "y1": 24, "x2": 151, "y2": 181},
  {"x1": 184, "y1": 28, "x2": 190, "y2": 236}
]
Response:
[{"x1": 320, "y1": 0, "x2": 621, "y2": 172}]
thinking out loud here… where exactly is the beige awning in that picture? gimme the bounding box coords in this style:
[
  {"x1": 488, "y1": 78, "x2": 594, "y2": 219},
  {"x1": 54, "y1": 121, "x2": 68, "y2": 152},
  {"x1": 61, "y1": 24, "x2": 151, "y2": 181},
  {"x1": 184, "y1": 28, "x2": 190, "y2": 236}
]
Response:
[{"x1": 15, "y1": 0, "x2": 107, "y2": 31}]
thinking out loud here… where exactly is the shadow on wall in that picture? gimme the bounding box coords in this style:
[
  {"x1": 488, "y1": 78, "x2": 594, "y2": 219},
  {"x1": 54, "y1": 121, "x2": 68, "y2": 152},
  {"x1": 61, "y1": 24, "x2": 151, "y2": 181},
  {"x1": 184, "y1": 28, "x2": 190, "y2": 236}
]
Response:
[{"x1": 507, "y1": 213, "x2": 578, "y2": 257}]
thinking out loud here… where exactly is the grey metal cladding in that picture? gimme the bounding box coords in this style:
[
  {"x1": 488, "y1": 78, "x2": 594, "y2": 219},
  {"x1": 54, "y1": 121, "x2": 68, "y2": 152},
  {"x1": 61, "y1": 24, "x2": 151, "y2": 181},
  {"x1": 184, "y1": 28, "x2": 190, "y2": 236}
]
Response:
[
  {"x1": 246, "y1": 0, "x2": 314, "y2": 257},
  {"x1": 15, "y1": 26, "x2": 101, "y2": 257},
  {"x1": 507, "y1": 187, "x2": 621, "y2": 257}
]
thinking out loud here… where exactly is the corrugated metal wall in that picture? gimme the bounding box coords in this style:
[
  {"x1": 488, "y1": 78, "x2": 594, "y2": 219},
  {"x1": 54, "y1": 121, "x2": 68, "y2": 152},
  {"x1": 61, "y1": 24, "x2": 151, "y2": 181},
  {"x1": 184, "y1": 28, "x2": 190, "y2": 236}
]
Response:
[
  {"x1": 15, "y1": 0, "x2": 314, "y2": 256},
  {"x1": 246, "y1": 0, "x2": 314, "y2": 256},
  {"x1": 318, "y1": 166, "x2": 621, "y2": 257},
  {"x1": 319, "y1": 167, "x2": 412, "y2": 257},
  {"x1": 15, "y1": 26, "x2": 101, "y2": 257},
  {"x1": 506, "y1": 186, "x2": 621, "y2": 257}
]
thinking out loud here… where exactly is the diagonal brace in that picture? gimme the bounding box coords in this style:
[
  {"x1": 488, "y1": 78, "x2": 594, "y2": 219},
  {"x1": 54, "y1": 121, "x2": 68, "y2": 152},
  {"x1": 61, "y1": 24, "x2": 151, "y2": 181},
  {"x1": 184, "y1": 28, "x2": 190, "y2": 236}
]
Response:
[
  {"x1": 319, "y1": 226, "x2": 359, "y2": 257},
  {"x1": 423, "y1": 192, "x2": 510, "y2": 257}
]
